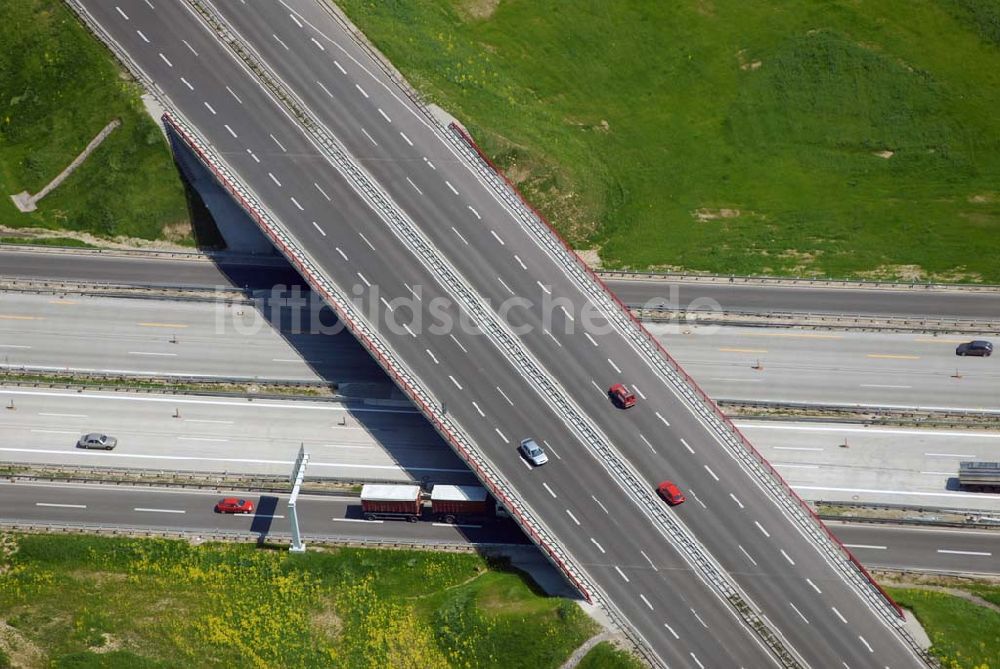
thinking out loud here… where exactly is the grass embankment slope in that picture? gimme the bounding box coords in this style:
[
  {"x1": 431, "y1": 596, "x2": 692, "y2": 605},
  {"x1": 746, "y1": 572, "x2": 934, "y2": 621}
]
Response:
[
  {"x1": 337, "y1": 0, "x2": 1000, "y2": 282},
  {"x1": 0, "y1": 0, "x2": 188, "y2": 243},
  {"x1": 887, "y1": 586, "x2": 1000, "y2": 668},
  {"x1": 577, "y1": 641, "x2": 646, "y2": 669},
  {"x1": 0, "y1": 534, "x2": 598, "y2": 668}
]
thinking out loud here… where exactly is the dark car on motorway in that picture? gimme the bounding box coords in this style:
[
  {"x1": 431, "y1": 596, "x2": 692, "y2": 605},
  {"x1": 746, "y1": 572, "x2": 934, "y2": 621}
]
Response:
[
  {"x1": 956, "y1": 340, "x2": 993, "y2": 357},
  {"x1": 657, "y1": 481, "x2": 685, "y2": 506},
  {"x1": 76, "y1": 433, "x2": 117, "y2": 450},
  {"x1": 215, "y1": 498, "x2": 254, "y2": 514}
]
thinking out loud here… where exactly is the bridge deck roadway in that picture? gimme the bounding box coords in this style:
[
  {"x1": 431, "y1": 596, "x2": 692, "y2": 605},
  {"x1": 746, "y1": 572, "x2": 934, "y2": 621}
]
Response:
[{"x1": 71, "y1": 1, "x2": 924, "y2": 665}]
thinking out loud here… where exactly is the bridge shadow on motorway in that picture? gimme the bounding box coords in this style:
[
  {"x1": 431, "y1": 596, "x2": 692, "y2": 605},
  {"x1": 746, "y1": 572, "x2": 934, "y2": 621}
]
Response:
[
  {"x1": 182, "y1": 142, "x2": 525, "y2": 548},
  {"x1": 205, "y1": 257, "x2": 484, "y2": 490}
]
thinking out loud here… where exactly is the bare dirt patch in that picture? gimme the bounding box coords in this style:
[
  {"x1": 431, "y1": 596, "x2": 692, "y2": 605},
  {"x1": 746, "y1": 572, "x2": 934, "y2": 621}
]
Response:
[
  {"x1": 857, "y1": 263, "x2": 985, "y2": 283},
  {"x1": 0, "y1": 224, "x2": 193, "y2": 251},
  {"x1": 855, "y1": 264, "x2": 926, "y2": 281},
  {"x1": 736, "y1": 49, "x2": 762, "y2": 71},
  {"x1": 161, "y1": 220, "x2": 194, "y2": 243},
  {"x1": 310, "y1": 601, "x2": 341, "y2": 644},
  {"x1": 692, "y1": 208, "x2": 740, "y2": 222},
  {"x1": 875, "y1": 572, "x2": 1000, "y2": 614},
  {"x1": 456, "y1": 0, "x2": 500, "y2": 21},
  {"x1": 564, "y1": 116, "x2": 611, "y2": 133},
  {"x1": 873, "y1": 150, "x2": 894, "y2": 159},
  {"x1": 931, "y1": 268, "x2": 984, "y2": 283},
  {"x1": 777, "y1": 249, "x2": 821, "y2": 273},
  {"x1": 574, "y1": 248, "x2": 602, "y2": 269},
  {"x1": 90, "y1": 632, "x2": 124, "y2": 654},
  {"x1": 0, "y1": 620, "x2": 46, "y2": 668},
  {"x1": 968, "y1": 192, "x2": 998, "y2": 204}
]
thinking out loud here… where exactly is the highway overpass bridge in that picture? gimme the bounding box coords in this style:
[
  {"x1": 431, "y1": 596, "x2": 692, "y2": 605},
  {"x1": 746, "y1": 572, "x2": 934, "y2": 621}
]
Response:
[{"x1": 65, "y1": 1, "x2": 930, "y2": 666}]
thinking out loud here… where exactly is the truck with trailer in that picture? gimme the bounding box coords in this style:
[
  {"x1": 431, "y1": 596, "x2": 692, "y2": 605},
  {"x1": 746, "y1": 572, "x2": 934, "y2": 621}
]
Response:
[
  {"x1": 958, "y1": 461, "x2": 1000, "y2": 491},
  {"x1": 359, "y1": 483, "x2": 505, "y2": 523},
  {"x1": 430, "y1": 484, "x2": 497, "y2": 524},
  {"x1": 360, "y1": 484, "x2": 423, "y2": 522}
]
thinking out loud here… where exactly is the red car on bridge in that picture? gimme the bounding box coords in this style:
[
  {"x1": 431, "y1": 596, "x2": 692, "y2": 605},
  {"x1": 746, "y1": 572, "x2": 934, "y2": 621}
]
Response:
[{"x1": 608, "y1": 383, "x2": 637, "y2": 409}]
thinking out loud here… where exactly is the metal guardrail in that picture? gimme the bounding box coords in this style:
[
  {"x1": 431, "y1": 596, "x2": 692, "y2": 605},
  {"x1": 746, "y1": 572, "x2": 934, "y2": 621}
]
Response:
[
  {"x1": 0, "y1": 241, "x2": 290, "y2": 266},
  {"x1": 66, "y1": 1, "x2": 922, "y2": 664},
  {"x1": 599, "y1": 269, "x2": 1000, "y2": 294},
  {"x1": 723, "y1": 398, "x2": 1000, "y2": 418},
  {"x1": 189, "y1": 3, "x2": 808, "y2": 665},
  {"x1": 0, "y1": 366, "x2": 335, "y2": 390},
  {"x1": 720, "y1": 398, "x2": 1000, "y2": 421},
  {"x1": 630, "y1": 306, "x2": 1000, "y2": 332},
  {"x1": 0, "y1": 275, "x2": 249, "y2": 302},
  {"x1": 0, "y1": 520, "x2": 513, "y2": 553},
  {"x1": 448, "y1": 105, "x2": 934, "y2": 665},
  {"x1": 178, "y1": 5, "x2": 682, "y2": 664},
  {"x1": 0, "y1": 462, "x2": 442, "y2": 492}
]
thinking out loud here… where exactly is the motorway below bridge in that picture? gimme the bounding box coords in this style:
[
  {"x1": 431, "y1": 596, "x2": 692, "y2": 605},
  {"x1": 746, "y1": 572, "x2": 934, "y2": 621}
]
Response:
[
  {"x1": 0, "y1": 385, "x2": 472, "y2": 483},
  {"x1": 3, "y1": 292, "x2": 997, "y2": 411},
  {"x1": 4, "y1": 386, "x2": 1000, "y2": 512},
  {"x1": 4, "y1": 246, "x2": 1000, "y2": 320},
  {"x1": 1, "y1": 481, "x2": 995, "y2": 577},
  {"x1": 61, "y1": 1, "x2": 929, "y2": 665}
]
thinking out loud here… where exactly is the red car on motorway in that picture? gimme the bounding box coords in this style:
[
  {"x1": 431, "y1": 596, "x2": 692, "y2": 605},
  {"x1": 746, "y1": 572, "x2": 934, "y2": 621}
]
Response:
[
  {"x1": 657, "y1": 481, "x2": 685, "y2": 506},
  {"x1": 608, "y1": 383, "x2": 637, "y2": 409},
  {"x1": 215, "y1": 498, "x2": 254, "y2": 514}
]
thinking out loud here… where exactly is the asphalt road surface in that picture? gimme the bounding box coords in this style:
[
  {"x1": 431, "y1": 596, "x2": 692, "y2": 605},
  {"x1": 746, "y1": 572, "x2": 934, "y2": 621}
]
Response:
[
  {"x1": 612, "y1": 278, "x2": 1000, "y2": 320},
  {"x1": 5, "y1": 386, "x2": 999, "y2": 511},
  {"x1": 5, "y1": 292, "x2": 996, "y2": 411},
  {"x1": 0, "y1": 386, "x2": 473, "y2": 483},
  {"x1": 5, "y1": 246, "x2": 1000, "y2": 320},
  {"x1": 1, "y1": 482, "x2": 995, "y2": 577},
  {"x1": 0, "y1": 480, "x2": 528, "y2": 546},
  {"x1": 0, "y1": 291, "x2": 389, "y2": 389},
  {"x1": 736, "y1": 421, "x2": 1000, "y2": 513},
  {"x1": 67, "y1": 2, "x2": 926, "y2": 665},
  {"x1": 655, "y1": 324, "x2": 999, "y2": 411},
  {"x1": 0, "y1": 248, "x2": 302, "y2": 290}
]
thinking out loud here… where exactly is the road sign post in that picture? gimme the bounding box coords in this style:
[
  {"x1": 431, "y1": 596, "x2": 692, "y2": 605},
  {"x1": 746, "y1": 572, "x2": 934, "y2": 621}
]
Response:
[{"x1": 288, "y1": 444, "x2": 309, "y2": 553}]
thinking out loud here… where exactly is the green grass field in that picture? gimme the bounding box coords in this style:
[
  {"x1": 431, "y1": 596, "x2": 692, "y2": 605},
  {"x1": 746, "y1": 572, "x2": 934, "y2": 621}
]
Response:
[
  {"x1": 887, "y1": 586, "x2": 1000, "y2": 668},
  {"x1": 0, "y1": 0, "x2": 189, "y2": 242},
  {"x1": 0, "y1": 534, "x2": 599, "y2": 668},
  {"x1": 577, "y1": 641, "x2": 645, "y2": 669},
  {"x1": 337, "y1": 0, "x2": 1000, "y2": 281}
]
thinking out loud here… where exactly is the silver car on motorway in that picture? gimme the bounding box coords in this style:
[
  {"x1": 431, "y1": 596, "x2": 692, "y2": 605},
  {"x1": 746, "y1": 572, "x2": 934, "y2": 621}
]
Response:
[
  {"x1": 77, "y1": 433, "x2": 117, "y2": 450},
  {"x1": 518, "y1": 438, "x2": 549, "y2": 466}
]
